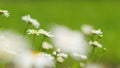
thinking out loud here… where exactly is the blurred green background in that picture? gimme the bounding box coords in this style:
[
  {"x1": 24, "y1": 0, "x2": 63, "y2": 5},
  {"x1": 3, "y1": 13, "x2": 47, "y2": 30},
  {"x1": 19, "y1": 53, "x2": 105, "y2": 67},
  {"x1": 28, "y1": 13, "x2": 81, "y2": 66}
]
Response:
[{"x1": 0, "y1": 0, "x2": 120, "y2": 66}]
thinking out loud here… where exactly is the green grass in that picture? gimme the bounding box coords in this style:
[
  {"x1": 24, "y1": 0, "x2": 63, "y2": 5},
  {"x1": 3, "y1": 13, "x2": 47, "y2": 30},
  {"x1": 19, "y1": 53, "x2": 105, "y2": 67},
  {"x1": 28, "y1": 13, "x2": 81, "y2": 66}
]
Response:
[{"x1": 0, "y1": 1, "x2": 120, "y2": 64}]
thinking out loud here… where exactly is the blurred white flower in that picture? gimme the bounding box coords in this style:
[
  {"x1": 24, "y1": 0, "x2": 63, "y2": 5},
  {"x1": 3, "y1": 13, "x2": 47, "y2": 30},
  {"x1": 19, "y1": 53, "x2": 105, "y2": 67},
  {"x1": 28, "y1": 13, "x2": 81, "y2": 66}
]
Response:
[
  {"x1": 81, "y1": 24, "x2": 94, "y2": 35},
  {"x1": 56, "y1": 56, "x2": 65, "y2": 63},
  {"x1": 52, "y1": 51, "x2": 57, "y2": 55},
  {"x1": 89, "y1": 41, "x2": 102, "y2": 48},
  {"x1": 52, "y1": 48, "x2": 68, "y2": 63},
  {"x1": 57, "y1": 53, "x2": 68, "y2": 59},
  {"x1": 73, "y1": 53, "x2": 87, "y2": 60},
  {"x1": 91, "y1": 29, "x2": 102, "y2": 35},
  {"x1": 27, "y1": 29, "x2": 40, "y2": 35},
  {"x1": 84, "y1": 63, "x2": 105, "y2": 68},
  {"x1": 51, "y1": 25, "x2": 89, "y2": 59},
  {"x1": 0, "y1": 9, "x2": 9, "y2": 17},
  {"x1": 38, "y1": 29, "x2": 54, "y2": 37},
  {"x1": 14, "y1": 52, "x2": 55, "y2": 68},
  {"x1": 42, "y1": 42, "x2": 53, "y2": 50},
  {"x1": 0, "y1": 30, "x2": 30, "y2": 61},
  {"x1": 22, "y1": 15, "x2": 40, "y2": 28}
]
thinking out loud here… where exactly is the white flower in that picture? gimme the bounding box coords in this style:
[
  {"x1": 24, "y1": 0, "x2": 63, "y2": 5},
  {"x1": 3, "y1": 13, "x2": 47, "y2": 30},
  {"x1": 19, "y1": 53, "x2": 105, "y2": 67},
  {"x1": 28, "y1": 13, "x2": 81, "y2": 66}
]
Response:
[
  {"x1": 91, "y1": 29, "x2": 102, "y2": 35},
  {"x1": 51, "y1": 25, "x2": 89, "y2": 59},
  {"x1": 38, "y1": 29, "x2": 54, "y2": 37},
  {"x1": 56, "y1": 56, "x2": 65, "y2": 63},
  {"x1": 56, "y1": 48, "x2": 61, "y2": 53},
  {"x1": 81, "y1": 24, "x2": 94, "y2": 35},
  {"x1": 27, "y1": 29, "x2": 40, "y2": 35},
  {"x1": 57, "y1": 53, "x2": 68, "y2": 59},
  {"x1": 0, "y1": 30, "x2": 30, "y2": 61},
  {"x1": 73, "y1": 53, "x2": 87, "y2": 60},
  {"x1": 42, "y1": 42, "x2": 53, "y2": 50},
  {"x1": 14, "y1": 52, "x2": 55, "y2": 68},
  {"x1": 89, "y1": 41, "x2": 102, "y2": 48},
  {"x1": 52, "y1": 49, "x2": 68, "y2": 63},
  {"x1": 22, "y1": 15, "x2": 40, "y2": 28},
  {"x1": 52, "y1": 51, "x2": 57, "y2": 55},
  {"x1": 0, "y1": 9, "x2": 9, "y2": 17}
]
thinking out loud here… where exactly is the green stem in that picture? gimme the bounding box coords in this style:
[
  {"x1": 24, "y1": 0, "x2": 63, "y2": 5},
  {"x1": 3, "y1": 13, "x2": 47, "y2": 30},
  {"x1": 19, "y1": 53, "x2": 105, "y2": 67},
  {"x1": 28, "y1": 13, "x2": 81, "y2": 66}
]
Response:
[
  {"x1": 91, "y1": 46, "x2": 96, "y2": 59},
  {"x1": 32, "y1": 34, "x2": 36, "y2": 50},
  {"x1": 23, "y1": 23, "x2": 30, "y2": 37},
  {"x1": 92, "y1": 46, "x2": 95, "y2": 54},
  {"x1": 39, "y1": 35, "x2": 46, "y2": 50},
  {"x1": 97, "y1": 51, "x2": 105, "y2": 62}
]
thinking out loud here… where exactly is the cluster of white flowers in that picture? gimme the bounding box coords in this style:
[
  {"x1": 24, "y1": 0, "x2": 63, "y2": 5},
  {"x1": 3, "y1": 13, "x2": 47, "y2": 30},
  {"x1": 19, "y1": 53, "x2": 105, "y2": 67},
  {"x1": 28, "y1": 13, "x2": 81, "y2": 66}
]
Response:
[
  {"x1": 22, "y1": 15, "x2": 40, "y2": 28},
  {"x1": 51, "y1": 25, "x2": 89, "y2": 59},
  {"x1": 81, "y1": 25, "x2": 104, "y2": 48},
  {"x1": 27, "y1": 29, "x2": 54, "y2": 37},
  {"x1": 0, "y1": 8, "x2": 106, "y2": 68},
  {"x1": 52, "y1": 49, "x2": 68, "y2": 63},
  {"x1": 0, "y1": 9, "x2": 9, "y2": 17},
  {"x1": 89, "y1": 41, "x2": 102, "y2": 48}
]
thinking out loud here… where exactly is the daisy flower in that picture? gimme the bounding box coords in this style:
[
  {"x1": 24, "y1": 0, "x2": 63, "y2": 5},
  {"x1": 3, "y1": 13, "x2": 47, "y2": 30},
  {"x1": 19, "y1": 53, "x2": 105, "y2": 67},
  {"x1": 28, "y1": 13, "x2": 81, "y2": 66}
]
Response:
[
  {"x1": 51, "y1": 25, "x2": 89, "y2": 59},
  {"x1": 89, "y1": 41, "x2": 102, "y2": 48},
  {"x1": 27, "y1": 29, "x2": 40, "y2": 35},
  {"x1": 38, "y1": 29, "x2": 54, "y2": 37},
  {"x1": 22, "y1": 15, "x2": 40, "y2": 28},
  {"x1": 0, "y1": 9, "x2": 9, "y2": 17}
]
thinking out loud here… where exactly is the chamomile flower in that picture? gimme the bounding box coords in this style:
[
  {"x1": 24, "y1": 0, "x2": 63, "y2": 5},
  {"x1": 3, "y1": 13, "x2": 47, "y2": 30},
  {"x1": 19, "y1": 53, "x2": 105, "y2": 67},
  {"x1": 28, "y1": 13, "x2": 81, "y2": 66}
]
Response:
[
  {"x1": 38, "y1": 29, "x2": 54, "y2": 37},
  {"x1": 73, "y1": 53, "x2": 87, "y2": 60},
  {"x1": 81, "y1": 24, "x2": 94, "y2": 35},
  {"x1": 0, "y1": 9, "x2": 9, "y2": 17},
  {"x1": 89, "y1": 41, "x2": 102, "y2": 48},
  {"x1": 51, "y1": 25, "x2": 89, "y2": 59},
  {"x1": 14, "y1": 52, "x2": 55, "y2": 68},
  {"x1": 22, "y1": 15, "x2": 40, "y2": 28},
  {"x1": 57, "y1": 53, "x2": 68, "y2": 59},
  {"x1": 0, "y1": 30, "x2": 30, "y2": 61},
  {"x1": 27, "y1": 29, "x2": 40, "y2": 35},
  {"x1": 56, "y1": 56, "x2": 65, "y2": 63},
  {"x1": 91, "y1": 29, "x2": 102, "y2": 35},
  {"x1": 52, "y1": 49, "x2": 68, "y2": 63},
  {"x1": 42, "y1": 42, "x2": 53, "y2": 50}
]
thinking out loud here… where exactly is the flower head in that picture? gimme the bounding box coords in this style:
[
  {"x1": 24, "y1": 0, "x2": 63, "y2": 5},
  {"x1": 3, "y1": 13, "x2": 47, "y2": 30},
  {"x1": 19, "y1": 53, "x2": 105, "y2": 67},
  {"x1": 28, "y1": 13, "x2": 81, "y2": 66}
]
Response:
[
  {"x1": 0, "y1": 30, "x2": 30, "y2": 61},
  {"x1": 14, "y1": 52, "x2": 55, "y2": 68},
  {"x1": 52, "y1": 49, "x2": 68, "y2": 63},
  {"x1": 81, "y1": 24, "x2": 94, "y2": 35},
  {"x1": 0, "y1": 9, "x2": 9, "y2": 17},
  {"x1": 38, "y1": 29, "x2": 54, "y2": 37},
  {"x1": 91, "y1": 29, "x2": 102, "y2": 35},
  {"x1": 89, "y1": 41, "x2": 102, "y2": 48},
  {"x1": 73, "y1": 53, "x2": 87, "y2": 60},
  {"x1": 27, "y1": 29, "x2": 40, "y2": 35},
  {"x1": 22, "y1": 15, "x2": 40, "y2": 28},
  {"x1": 51, "y1": 25, "x2": 89, "y2": 59},
  {"x1": 56, "y1": 56, "x2": 65, "y2": 63},
  {"x1": 42, "y1": 42, "x2": 53, "y2": 50}
]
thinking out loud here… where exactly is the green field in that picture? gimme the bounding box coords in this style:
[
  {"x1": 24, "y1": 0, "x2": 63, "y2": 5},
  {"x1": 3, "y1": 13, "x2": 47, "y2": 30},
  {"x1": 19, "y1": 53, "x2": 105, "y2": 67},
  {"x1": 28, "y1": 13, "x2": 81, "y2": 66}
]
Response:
[{"x1": 0, "y1": 0, "x2": 120, "y2": 65}]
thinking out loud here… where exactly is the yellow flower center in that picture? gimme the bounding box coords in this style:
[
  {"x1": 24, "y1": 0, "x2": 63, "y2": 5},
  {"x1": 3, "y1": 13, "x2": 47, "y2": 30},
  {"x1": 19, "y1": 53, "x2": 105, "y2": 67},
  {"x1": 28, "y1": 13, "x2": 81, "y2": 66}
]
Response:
[
  {"x1": 31, "y1": 50, "x2": 39, "y2": 55},
  {"x1": 33, "y1": 30, "x2": 38, "y2": 34}
]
